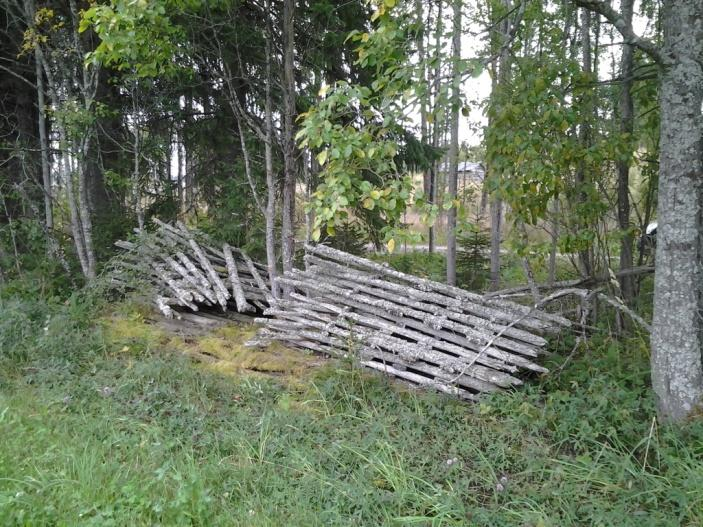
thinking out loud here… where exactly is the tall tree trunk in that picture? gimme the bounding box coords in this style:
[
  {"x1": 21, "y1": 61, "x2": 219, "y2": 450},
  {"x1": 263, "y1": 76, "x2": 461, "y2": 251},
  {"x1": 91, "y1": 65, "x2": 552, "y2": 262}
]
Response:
[
  {"x1": 184, "y1": 95, "x2": 194, "y2": 213},
  {"x1": 575, "y1": 7, "x2": 593, "y2": 278},
  {"x1": 174, "y1": 126, "x2": 183, "y2": 214},
  {"x1": 60, "y1": 133, "x2": 89, "y2": 277},
  {"x1": 264, "y1": 0, "x2": 278, "y2": 297},
  {"x1": 24, "y1": 0, "x2": 55, "y2": 254},
  {"x1": 281, "y1": 0, "x2": 297, "y2": 276},
  {"x1": 650, "y1": 0, "x2": 703, "y2": 422},
  {"x1": 616, "y1": 0, "x2": 635, "y2": 302},
  {"x1": 429, "y1": 0, "x2": 443, "y2": 254},
  {"x1": 33, "y1": 45, "x2": 52, "y2": 233},
  {"x1": 548, "y1": 199, "x2": 559, "y2": 285},
  {"x1": 489, "y1": 198, "x2": 502, "y2": 289},
  {"x1": 416, "y1": 0, "x2": 429, "y2": 203},
  {"x1": 76, "y1": 135, "x2": 97, "y2": 278},
  {"x1": 489, "y1": 1, "x2": 510, "y2": 290},
  {"x1": 446, "y1": 0, "x2": 462, "y2": 285}
]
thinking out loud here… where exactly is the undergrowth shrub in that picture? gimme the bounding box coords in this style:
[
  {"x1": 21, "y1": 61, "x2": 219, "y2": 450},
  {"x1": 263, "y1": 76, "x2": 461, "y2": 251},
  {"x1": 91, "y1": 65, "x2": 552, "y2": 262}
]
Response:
[
  {"x1": 0, "y1": 278, "x2": 109, "y2": 376},
  {"x1": 456, "y1": 219, "x2": 490, "y2": 290},
  {"x1": 374, "y1": 251, "x2": 446, "y2": 282}
]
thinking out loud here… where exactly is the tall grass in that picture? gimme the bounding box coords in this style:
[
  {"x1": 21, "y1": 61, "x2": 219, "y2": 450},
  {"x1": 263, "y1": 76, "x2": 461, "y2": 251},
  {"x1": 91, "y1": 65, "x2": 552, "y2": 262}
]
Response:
[{"x1": 0, "y1": 285, "x2": 701, "y2": 526}]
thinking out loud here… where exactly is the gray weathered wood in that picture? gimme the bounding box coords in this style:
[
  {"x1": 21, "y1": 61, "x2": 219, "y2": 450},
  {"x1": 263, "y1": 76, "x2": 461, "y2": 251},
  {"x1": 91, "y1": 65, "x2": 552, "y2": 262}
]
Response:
[{"x1": 223, "y1": 243, "x2": 254, "y2": 312}]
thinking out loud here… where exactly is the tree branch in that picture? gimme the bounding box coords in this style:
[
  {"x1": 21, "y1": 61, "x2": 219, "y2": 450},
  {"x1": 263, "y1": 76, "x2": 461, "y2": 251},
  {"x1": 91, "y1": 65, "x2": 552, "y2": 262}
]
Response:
[
  {"x1": 572, "y1": 0, "x2": 663, "y2": 64},
  {"x1": 0, "y1": 64, "x2": 36, "y2": 90}
]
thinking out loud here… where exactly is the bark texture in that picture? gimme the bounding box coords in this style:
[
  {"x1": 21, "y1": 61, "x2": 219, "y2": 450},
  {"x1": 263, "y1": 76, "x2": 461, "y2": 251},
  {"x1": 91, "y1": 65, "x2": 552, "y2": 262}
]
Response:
[
  {"x1": 281, "y1": 0, "x2": 297, "y2": 276},
  {"x1": 616, "y1": 0, "x2": 635, "y2": 302},
  {"x1": 650, "y1": 0, "x2": 703, "y2": 422},
  {"x1": 445, "y1": 0, "x2": 462, "y2": 285}
]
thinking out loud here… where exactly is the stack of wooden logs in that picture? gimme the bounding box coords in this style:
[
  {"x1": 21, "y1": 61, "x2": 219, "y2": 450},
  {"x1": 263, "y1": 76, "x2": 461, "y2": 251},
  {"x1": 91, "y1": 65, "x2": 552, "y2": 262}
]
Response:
[
  {"x1": 112, "y1": 219, "x2": 272, "y2": 318},
  {"x1": 113, "y1": 225, "x2": 573, "y2": 400},
  {"x1": 251, "y1": 245, "x2": 572, "y2": 400}
]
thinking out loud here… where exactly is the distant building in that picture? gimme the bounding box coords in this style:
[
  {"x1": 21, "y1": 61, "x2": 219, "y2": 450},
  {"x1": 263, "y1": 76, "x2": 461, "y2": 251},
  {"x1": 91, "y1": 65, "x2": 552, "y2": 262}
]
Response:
[{"x1": 439, "y1": 161, "x2": 486, "y2": 189}]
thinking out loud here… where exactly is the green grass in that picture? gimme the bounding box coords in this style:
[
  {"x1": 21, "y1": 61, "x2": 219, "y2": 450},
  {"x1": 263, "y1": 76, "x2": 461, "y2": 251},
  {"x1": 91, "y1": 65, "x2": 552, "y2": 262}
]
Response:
[{"x1": 0, "y1": 291, "x2": 702, "y2": 526}]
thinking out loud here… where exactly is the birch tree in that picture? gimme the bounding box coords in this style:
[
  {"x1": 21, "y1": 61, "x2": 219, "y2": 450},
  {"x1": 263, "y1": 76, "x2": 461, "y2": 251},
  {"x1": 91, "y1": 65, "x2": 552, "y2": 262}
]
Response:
[
  {"x1": 574, "y1": 0, "x2": 703, "y2": 422},
  {"x1": 445, "y1": 0, "x2": 462, "y2": 285},
  {"x1": 281, "y1": 0, "x2": 297, "y2": 276}
]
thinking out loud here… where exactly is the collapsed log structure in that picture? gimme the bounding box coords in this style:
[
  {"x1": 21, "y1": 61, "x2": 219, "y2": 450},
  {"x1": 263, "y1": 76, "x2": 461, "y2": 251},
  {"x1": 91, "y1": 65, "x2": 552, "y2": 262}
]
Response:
[
  {"x1": 251, "y1": 245, "x2": 572, "y2": 400},
  {"x1": 112, "y1": 220, "x2": 272, "y2": 318},
  {"x1": 113, "y1": 223, "x2": 572, "y2": 400}
]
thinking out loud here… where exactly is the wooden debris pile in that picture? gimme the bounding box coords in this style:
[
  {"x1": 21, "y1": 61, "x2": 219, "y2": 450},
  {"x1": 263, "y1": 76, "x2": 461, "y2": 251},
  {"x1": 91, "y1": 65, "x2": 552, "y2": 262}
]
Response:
[
  {"x1": 113, "y1": 225, "x2": 573, "y2": 400},
  {"x1": 113, "y1": 220, "x2": 271, "y2": 318},
  {"x1": 251, "y1": 245, "x2": 572, "y2": 400}
]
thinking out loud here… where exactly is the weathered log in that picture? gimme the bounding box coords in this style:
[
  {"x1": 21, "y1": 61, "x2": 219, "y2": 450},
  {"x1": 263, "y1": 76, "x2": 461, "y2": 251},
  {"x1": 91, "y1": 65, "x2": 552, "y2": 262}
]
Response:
[
  {"x1": 251, "y1": 244, "x2": 570, "y2": 400},
  {"x1": 286, "y1": 293, "x2": 547, "y2": 373},
  {"x1": 306, "y1": 244, "x2": 571, "y2": 330},
  {"x1": 115, "y1": 221, "x2": 270, "y2": 317},
  {"x1": 115, "y1": 224, "x2": 571, "y2": 401},
  {"x1": 299, "y1": 262, "x2": 549, "y2": 350},
  {"x1": 223, "y1": 243, "x2": 254, "y2": 313},
  {"x1": 187, "y1": 239, "x2": 229, "y2": 309},
  {"x1": 277, "y1": 272, "x2": 545, "y2": 364},
  {"x1": 163, "y1": 255, "x2": 218, "y2": 305}
]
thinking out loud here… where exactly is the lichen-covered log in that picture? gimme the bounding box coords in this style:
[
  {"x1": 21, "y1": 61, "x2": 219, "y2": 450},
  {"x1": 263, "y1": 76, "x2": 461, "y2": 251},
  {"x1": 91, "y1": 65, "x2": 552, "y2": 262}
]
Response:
[
  {"x1": 252, "y1": 244, "x2": 570, "y2": 400},
  {"x1": 115, "y1": 227, "x2": 571, "y2": 401},
  {"x1": 113, "y1": 220, "x2": 271, "y2": 317}
]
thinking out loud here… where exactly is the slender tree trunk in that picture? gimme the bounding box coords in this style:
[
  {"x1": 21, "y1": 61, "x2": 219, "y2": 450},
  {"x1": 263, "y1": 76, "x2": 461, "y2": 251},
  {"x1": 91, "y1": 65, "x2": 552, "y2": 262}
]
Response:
[
  {"x1": 60, "y1": 134, "x2": 89, "y2": 277},
  {"x1": 489, "y1": 1, "x2": 510, "y2": 290},
  {"x1": 33, "y1": 46, "x2": 52, "y2": 233},
  {"x1": 616, "y1": 0, "x2": 635, "y2": 302},
  {"x1": 650, "y1": 0, "x2": 703, "y2": 422},
  {"x1": 429, "y1": 0, "x2": 443, "y2": 254},
  {"x1": 281, "y1": 0, "x2": 297, "y2": 276},
  {"x1": 548, "y1": 199, "x2": 559, "y2": 285},
  {"x1": 76, "y1": 136, "x2": 97, "y2": 278},
  {"x1": 177, "y1": 125, "x2": 184, "y2": 214},
  {"x1": 489, "y1": 199, "x2": 502, "y2": 289},
  {"x1": 416, "y1": 0, "x2": 429, "y2": 199},
  {"x1": 446, "y1": 0, "x2": 462, "y2": 285},
  {"x1": 264, "y1": 0, "x2": 278, "y2": 297},
  {"x1": 575, "y1": 7, "x2": 593, "y2": 278},
  {"x1": 132, "y1": 85, "x2": 144, "y2": 230},
  {"x1": 184, "y1": 95, "x2": 195, "y2": 212},
  {"x1": 24, "y1": 0, "x2": 56, "y2": 256}
]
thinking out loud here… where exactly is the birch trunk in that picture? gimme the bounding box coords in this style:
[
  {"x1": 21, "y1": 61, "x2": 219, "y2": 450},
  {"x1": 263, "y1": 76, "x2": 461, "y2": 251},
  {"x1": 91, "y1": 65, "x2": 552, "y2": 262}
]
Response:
[
  {"x1": 281, "y1": 0, "x2": 297, "y2": 277},
  {"x1": 33, "y1": 44, "x2": 52, "y2": 234},
  {"x1": 446, "y1": 0, "x2": 462, "y2": 285},
  {"x1": 575, "y1": 7, "x2": 593, "y2": 279},
  {"x1": 429, "y1": 0, "x2": 443, "y2": 254},
  {"x1": 616, "y1": 0, "x2": 635, "y2": 303},
  {"x1": 264, "y1": 0, "x2": 279, "y2": 298},
  {"x1": 488, "y1": 0, "x2": 510, "y2": 291},
  {"x1": 650, "y1": 0, "x2": 703, "y2": 422}
]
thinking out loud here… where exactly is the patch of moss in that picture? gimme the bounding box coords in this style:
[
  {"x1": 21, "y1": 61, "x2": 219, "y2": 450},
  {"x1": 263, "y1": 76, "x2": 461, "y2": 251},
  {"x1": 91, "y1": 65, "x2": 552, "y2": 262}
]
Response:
[
  {"x1": 100, "y1": 312, "x2": 328, "y2": 383},
  {"x1": 195, "y1": 324, "x2": 324, "y2": 379},
  {"x1": 101, "y1": 313, "x2": 168, "y2": 354}
]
